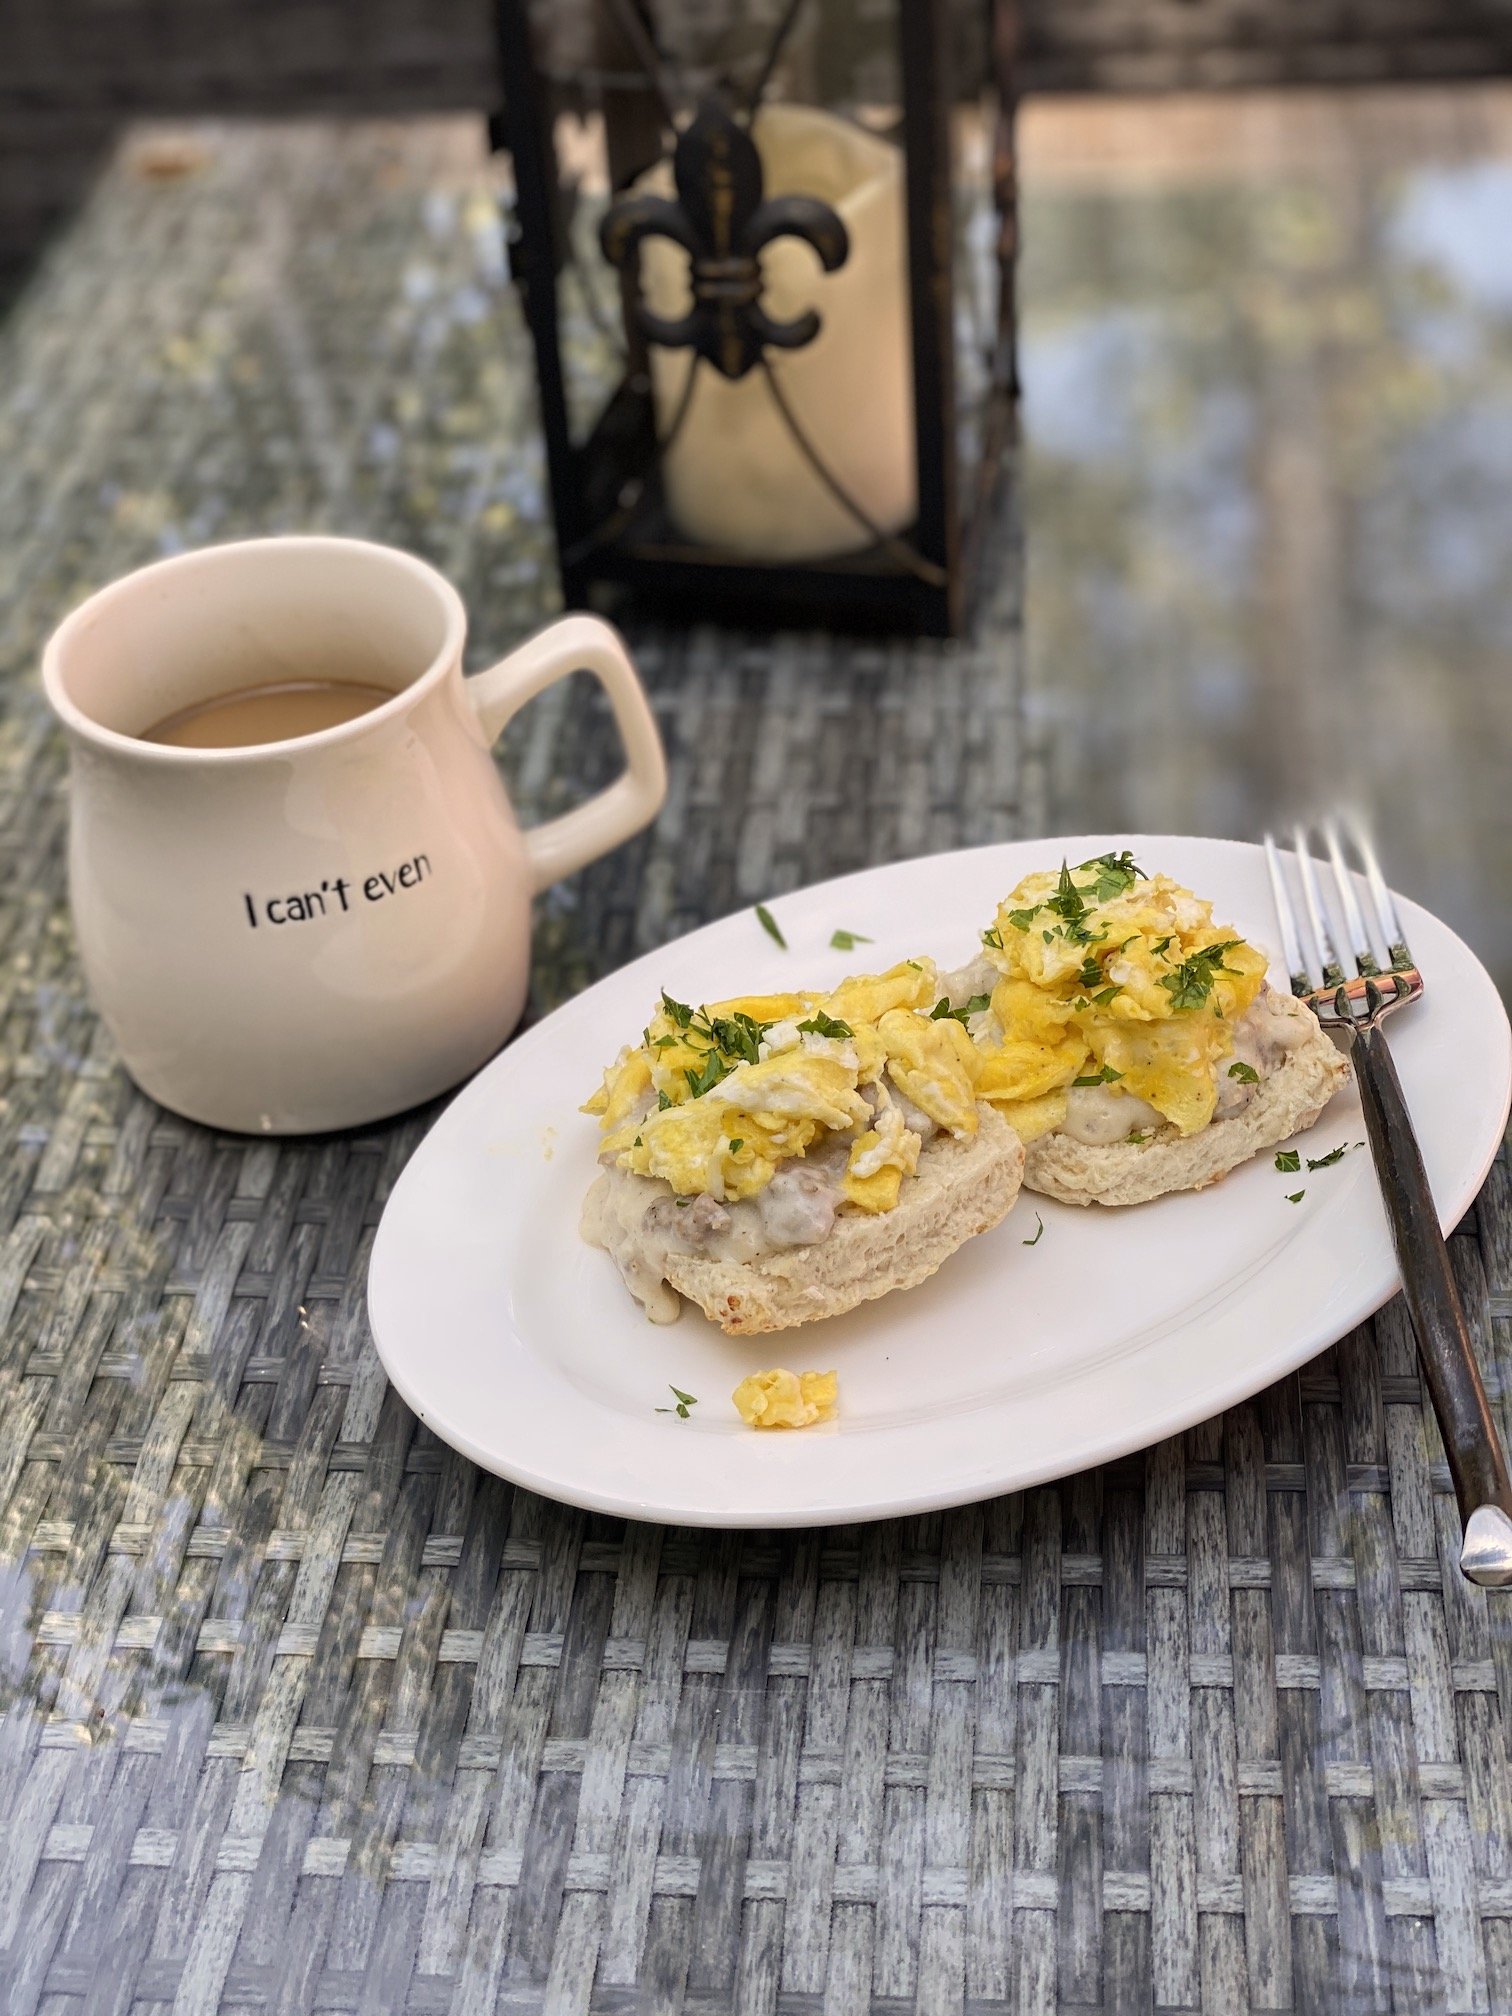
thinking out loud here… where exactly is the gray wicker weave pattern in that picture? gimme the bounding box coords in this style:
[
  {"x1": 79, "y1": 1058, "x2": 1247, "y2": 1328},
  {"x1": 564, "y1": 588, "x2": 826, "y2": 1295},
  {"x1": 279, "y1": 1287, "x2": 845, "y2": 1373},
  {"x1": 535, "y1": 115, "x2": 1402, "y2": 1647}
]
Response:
[{"x1": 1, "y1": 120, "x2": 1510, "y2": 2015}]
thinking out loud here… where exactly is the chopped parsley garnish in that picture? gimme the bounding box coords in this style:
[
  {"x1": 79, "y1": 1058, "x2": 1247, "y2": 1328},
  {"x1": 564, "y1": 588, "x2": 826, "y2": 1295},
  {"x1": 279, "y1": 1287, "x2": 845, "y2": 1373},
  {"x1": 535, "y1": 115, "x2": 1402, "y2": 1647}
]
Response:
[
  {"x1": 656, "y1": 1384, "x2": 699, "y2": 1419},
  {"x1": 1286, "y1": 1190, "x2": 1306, "y2": 1204},
  {"x1": 797, "y1": 1010, "x2": 853, "y2": 1040},
  {"x1": 1072, "y1": 1064, "x2": 1124, "y2": 1087},
  {"x1": 1007, "y1": 906, "x2": 1041, "y2": 933},
  {"x1": 728, "y1": 1138, "x2": 744, "y2": 1153},
  {"x1": 1275, "y1": 1149, "x2": 1301, "y2": 1173},
  {"x1": 1227, "y1": 1061, "x2": 1260, "y2": 1084},
  {"x1": 1043, "y1": 861, "x2": 1095, "y2": 944},
  {"x1": 1306, "y1": 1143, "x2": 1356, "y2": 1170},
  {"x1": 830, "y1": 929, "x2": 873, "y2": 951},
  {"x1": 1022, "y1": 1213, "x2": 1044, "y2": 1247},
  {"x1": 1150, "y1": 935, "x2": 1173, "y2": 957},
  {"x1": 755, "y1": 903, "x2": 787, "y2": 950},
  {"x1": 1127, "y1": 1129, "x2": 1150, "y2": 1145},
  {"x1": 657, "y1": 1090, "x2": 673, "y2": 1110},
  {"x1": 708, "y1": 1012, "x2": 766, "y2": 1065},
  {"x1": 633, "y1": 1134, "x2": 642, "y2": 1147},
  {"x1": 1078, "y1": 956, "x2": 1103, "y2": 990},
  {"x1": 1077, "y1": 850, "x2": 1145, "y2": 902},
  {"x1": 1028, "y1": 855, "x2": 1144, "y2": 945},
  {"x1": 1090, "y1": 984, "x2": 1123, "y2": 1007},
  {"x1": 685, "y1": 1051, "x2": 732, "y2": 1100},
  {"x1": 981, "y1": 927, "x2": 1004, "y2": 950},
  {"x1": 1159, "y1": 940, "x2": 1240, "y2": 1012},
  {"x1": 930, "y1": 994, "x2": 990, "y2": 1027},
  {"x1": 660, "y1": 990, "x2": 694, "y2": 1028}
]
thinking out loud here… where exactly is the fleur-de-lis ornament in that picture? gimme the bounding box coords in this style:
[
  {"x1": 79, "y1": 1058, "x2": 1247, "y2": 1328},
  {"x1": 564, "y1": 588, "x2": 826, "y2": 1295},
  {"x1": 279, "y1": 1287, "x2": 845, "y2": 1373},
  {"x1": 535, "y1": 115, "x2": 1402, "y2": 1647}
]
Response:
[{"x1": 600, "y1": 94, "x2": 850, "y2": 381}]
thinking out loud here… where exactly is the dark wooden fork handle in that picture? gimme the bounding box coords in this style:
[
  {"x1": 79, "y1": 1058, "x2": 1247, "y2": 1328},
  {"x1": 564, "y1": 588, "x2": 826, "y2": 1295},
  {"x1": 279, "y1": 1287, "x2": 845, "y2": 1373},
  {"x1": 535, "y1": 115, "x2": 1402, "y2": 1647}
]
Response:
[{"x1": 1348, "y1": 1022, "x2": 1512, "y2": 1582}]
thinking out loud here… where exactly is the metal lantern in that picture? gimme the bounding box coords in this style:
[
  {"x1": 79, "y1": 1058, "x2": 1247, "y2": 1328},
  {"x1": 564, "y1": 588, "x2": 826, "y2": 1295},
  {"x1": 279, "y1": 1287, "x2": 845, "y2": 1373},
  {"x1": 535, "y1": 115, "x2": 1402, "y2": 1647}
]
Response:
[{"x1": 490, "y1": 0, "x2": 1018, "y2": 636}]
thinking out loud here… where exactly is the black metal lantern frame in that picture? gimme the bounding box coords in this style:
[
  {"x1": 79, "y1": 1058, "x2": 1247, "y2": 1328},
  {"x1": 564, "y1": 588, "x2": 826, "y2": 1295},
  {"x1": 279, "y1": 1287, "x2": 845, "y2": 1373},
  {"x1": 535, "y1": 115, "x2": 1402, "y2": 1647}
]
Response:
[{"x1": 491, "y1": 0, "x2": 1018, "y2": 636}]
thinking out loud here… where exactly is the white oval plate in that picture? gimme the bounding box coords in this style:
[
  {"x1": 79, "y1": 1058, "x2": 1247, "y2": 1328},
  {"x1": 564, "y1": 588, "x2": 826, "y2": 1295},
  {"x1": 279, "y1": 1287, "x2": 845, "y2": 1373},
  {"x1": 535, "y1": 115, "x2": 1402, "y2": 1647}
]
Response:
[{"x1": 368, "y1": 836, "x2": 1510, "y2": 1527}]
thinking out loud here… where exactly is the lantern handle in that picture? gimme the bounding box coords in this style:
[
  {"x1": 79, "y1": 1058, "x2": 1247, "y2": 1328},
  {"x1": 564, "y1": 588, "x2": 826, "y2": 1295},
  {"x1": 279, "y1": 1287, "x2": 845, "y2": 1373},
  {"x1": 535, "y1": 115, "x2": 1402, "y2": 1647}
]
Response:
[{"x1": 465, "y1": 616, "x2": 667, "y2": 893}]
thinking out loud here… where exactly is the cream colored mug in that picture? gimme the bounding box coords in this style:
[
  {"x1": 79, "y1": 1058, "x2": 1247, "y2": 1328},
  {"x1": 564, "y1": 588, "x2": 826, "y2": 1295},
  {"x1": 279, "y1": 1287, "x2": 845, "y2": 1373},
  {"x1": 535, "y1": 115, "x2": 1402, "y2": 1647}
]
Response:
[{"x1": 42, "y1": 536, "x2": 667, "y2": 1133}]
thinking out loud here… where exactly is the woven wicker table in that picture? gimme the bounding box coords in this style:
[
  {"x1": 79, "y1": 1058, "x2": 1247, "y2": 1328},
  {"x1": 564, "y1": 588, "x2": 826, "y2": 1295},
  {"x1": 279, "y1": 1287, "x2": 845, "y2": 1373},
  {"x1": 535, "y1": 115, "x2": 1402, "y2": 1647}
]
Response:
[{"x1": 2, "y1": 119, "x2": 1510, "y2": 2016}]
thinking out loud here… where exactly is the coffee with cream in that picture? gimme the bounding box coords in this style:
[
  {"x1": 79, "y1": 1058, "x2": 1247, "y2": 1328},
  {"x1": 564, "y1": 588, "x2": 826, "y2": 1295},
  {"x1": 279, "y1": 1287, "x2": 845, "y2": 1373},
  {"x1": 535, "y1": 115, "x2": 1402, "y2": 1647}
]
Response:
[{"x1": 142, "y1": 678, "x2": 394, "y2": 749}]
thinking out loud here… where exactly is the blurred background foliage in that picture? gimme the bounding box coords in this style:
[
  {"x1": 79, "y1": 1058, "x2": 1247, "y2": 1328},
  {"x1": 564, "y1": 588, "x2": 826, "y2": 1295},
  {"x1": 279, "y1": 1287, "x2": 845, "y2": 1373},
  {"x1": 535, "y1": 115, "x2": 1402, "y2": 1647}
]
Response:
[{"x1": 1017, "y1": 95, "x2": 1512, "y2": 987}]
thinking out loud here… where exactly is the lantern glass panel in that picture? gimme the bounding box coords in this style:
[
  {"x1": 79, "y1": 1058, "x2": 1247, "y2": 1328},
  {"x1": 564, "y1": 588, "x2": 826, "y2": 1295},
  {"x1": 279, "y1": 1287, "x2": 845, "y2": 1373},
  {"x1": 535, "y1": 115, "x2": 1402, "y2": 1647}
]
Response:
[
  {"x1": 501, "y1": 0, "x2": 1015, "y2": 632},
  {"x1": 518, "y1": 0, "x2": 920, "y2": 565}
]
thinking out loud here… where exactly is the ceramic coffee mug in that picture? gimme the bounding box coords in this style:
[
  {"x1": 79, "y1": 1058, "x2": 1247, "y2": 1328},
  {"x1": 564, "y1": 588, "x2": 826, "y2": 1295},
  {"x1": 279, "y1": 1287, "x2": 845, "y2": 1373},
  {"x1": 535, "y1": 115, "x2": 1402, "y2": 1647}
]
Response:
[{"x1": 42, "y1": 535, "x2": 667, "y2": 1133}]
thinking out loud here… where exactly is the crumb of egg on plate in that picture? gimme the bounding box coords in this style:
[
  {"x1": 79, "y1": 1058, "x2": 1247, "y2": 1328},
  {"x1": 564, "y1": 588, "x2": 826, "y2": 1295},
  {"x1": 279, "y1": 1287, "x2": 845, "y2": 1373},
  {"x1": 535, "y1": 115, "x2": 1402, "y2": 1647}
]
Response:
[{"x1": 733, "y1": 1368, "x2": 838, "y2": 1429}]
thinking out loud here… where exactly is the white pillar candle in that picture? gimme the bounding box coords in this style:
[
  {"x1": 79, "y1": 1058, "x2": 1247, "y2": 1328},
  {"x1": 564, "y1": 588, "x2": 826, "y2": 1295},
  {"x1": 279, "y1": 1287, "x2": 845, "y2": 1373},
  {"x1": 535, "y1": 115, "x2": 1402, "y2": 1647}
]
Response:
[{"x1": 636, "y1": 104, "x2": 916, "y2": 562}]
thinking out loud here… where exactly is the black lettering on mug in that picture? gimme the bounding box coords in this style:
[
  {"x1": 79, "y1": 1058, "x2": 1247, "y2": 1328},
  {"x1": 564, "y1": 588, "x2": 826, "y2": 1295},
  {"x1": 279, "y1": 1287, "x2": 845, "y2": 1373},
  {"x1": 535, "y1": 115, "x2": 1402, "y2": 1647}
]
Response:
[
  {"x1": 363, "y1": 853, "x2": 432, "y2": 904},
  {"x1": 242, "y1": 856, "x2": 431, "y2": 930}
]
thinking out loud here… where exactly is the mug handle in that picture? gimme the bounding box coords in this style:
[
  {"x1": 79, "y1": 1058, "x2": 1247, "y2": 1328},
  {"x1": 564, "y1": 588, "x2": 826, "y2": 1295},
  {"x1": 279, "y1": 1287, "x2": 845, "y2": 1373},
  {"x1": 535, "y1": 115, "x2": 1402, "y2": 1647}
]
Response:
[{"x1": 466, "y1": 614, "x2": 667, "y2": 894}]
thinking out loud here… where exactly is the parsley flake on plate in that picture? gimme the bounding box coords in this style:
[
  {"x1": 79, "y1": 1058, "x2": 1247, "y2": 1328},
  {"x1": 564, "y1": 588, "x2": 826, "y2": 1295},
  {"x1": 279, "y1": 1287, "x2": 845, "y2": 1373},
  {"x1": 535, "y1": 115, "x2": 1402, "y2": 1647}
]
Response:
[
  {"x1": 830, "y1": 928, "x2": 872, "y2": 952},
  {"x1": 1228, "y1": 1061, "x2": 1260, "y2": 1084},
  {"x1": 1022, "y1": 1213, "x2": 1044, "y2": 1247},
  {"x1": 655, "y1": 1384, "x2": 699, "y2": 1420},
  {"x1": 755, "y1": 903, "x2": 787, "y2": 950},
  {"x1": 1275, "y1": 1149, "x2": 1301, "y2": 1173},
  {"x1": 1286, "y1": 1190, "x2": 1306, "y2": 1204},
  {"x1": 1306, "y1": 1142, "x2": 1356, "y2": 1170}
]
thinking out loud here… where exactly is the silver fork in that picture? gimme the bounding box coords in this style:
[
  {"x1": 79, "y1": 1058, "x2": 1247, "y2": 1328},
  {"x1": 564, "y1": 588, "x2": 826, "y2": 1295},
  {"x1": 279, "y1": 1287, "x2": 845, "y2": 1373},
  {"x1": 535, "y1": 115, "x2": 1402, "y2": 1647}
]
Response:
[{"x1": 1265, "y1": 817, "x2": 1512, "y2": 1588}]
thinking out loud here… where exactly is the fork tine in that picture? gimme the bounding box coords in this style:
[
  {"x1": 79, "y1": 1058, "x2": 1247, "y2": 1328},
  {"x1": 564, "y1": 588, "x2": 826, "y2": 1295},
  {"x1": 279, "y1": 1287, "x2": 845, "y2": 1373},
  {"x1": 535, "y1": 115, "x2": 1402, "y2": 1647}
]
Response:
[
  {"x1": 1323, "y1": 819, "x2": 1381, "y2": 976},
  {"x1": 1263, "y1": 833, "x2": 1313, "y2": 994},
  {"x1": 1348, "y1": 813, "x2": 1413, "y2": 970},
  {"x1": 1292, "y1": 823, "x2": 1347, "y2": 987}
]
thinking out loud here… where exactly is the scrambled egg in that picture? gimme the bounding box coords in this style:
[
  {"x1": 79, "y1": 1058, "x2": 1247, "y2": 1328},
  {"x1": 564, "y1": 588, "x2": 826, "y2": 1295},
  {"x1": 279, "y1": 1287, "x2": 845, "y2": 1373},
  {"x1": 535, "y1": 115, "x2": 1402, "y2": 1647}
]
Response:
[
  {"x1": 973, "y1": 853, "x2": 1267, "y2": 1141},
  {"x1": 583, "y1": 960, "x2": 982, "y2": 1213},
  {"x1": 732, "y1": 1368, "x2": 838, "y2": 1429}
]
